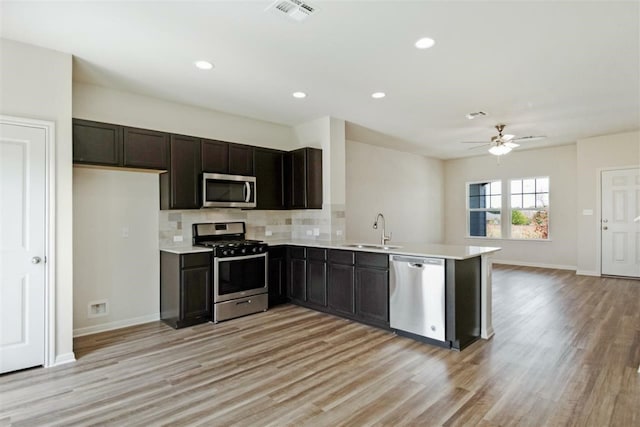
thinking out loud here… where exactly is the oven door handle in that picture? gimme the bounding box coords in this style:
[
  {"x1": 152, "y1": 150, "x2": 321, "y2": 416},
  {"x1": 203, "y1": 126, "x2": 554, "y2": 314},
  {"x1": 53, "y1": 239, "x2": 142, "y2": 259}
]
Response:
[
  {"x1": 215, "y1": 252, "x2": 267, "y2": 263},
  {"x1": 244, "y1": 182, "x2": 251, "y2": 203}
]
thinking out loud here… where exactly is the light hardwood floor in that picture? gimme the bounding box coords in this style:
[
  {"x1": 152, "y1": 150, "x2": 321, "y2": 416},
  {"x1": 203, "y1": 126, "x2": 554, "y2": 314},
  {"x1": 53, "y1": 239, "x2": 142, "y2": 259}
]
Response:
[{"x1": 1, "y1": 265, "x2": 639, "y2": 426}]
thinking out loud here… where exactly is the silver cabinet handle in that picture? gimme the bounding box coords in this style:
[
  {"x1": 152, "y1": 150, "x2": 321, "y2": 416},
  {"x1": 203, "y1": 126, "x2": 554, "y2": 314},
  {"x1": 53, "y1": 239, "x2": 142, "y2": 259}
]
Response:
[{"x1": 32, "y1": 257, "x2": 42, "y2": 264}]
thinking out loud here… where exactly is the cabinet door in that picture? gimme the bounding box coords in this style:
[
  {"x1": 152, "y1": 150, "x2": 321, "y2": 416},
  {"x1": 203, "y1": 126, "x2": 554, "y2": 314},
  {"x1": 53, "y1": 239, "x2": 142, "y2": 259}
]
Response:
[
  {"x1": 123, "y1": 127, "x2": 169, "y2": 170},
  {"x1": 168, "y1": 135, "x2": 201, "y2": 209},
  {"x1": 254, "y1": 148, "x2": 285, "y2": 210},
  {"x1": 305, "y1": 147, "x2": 323, "y2": 209},
  {"x1": 229, "y1": 143, "x2": 254, "y2": 176},
  {"x1": 288, "y1": 149, "x2": 307, "y2": 209},
  {"x1": 289, "y1": 258, "x2": 306, "y2": 302},
  {"x1": 356, "y1": 267, "x2": 389, "y2": 327},
  {"x1": 307, "y1": 259, "x2": 327, "y2": 307},
  {"x1": 328, "y1": 263, "x2": 355, "y2": 316},
  {"x1": 201, "y1": 139, "x2": 229, "y2": 173},
  {"x1": 181, "y1": 265, "x2": 211, "y2": 322},
  {"x1": 72, "y1": 119, "x2": 122, "y2": 166},
  {"x1": 268, "y1": 248, "x2": 287, "y2": 307}
]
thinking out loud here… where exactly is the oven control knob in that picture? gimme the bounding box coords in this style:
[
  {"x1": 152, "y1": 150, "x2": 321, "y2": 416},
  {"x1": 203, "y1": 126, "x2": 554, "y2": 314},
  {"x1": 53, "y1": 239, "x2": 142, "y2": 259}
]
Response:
[
  {"x1": 222, "y1": 250, "x2": 229, "y2": 256},
  {"x1": 252, "y1": 247, "x2": 258, "y2": 253},
  {"x1": 241, "y1": 248, "x2": 247, "y2": 254}
]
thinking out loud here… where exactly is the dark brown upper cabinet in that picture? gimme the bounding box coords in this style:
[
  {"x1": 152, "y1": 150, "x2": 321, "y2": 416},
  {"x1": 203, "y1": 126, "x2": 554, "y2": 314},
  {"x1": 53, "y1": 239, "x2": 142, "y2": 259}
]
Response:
[
  {"x1": 201, "y1": 140, "x2": 254, "y2": 176},
  {"x1": 286, "y1": 147, "x2": 323, "y2": 209},
  {"x1": 160, "y1": 135, "x2": 201, "y2": 210},
  {"x1": 201, "y1": 139, "x2": 229, "y2": 173},
  {"x1": 73, "y1": 119, "x2": 168, "y2": 170},
  {"x1": 254, "y1": 148, "x2": 285, "y2": 210},
  {"x1": 73, "y1": 119, "x2": 122, "y2": 166},
  {"x1": 123, "y1": 127, "x2": 169, "y2": 170},
  {"x1": 229, "y1": 143, "x2": 254, "y2": 176}
]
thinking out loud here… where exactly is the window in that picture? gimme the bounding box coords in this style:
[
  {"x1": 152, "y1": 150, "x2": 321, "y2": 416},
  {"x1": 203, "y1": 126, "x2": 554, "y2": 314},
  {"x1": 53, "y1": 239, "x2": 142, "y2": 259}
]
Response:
[
  {"x1": 468, "y1": 181, "x2": 501, "y2": 238},
  {"x1": 510, "y1": 177, "x2": 549, "y2": 239},
  {"x1": 467, "y1": 177, "x2": 549, "y2": 240}
]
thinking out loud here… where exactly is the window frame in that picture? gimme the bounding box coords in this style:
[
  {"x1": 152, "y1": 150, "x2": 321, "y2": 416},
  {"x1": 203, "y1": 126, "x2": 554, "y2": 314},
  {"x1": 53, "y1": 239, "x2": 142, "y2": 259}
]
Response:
[
  {"x1": 466, "y1": 179, "x2": 503, "y2": 239},
  {"x1": 465, "y1": 176, "x2": 551, "y2": 241}
]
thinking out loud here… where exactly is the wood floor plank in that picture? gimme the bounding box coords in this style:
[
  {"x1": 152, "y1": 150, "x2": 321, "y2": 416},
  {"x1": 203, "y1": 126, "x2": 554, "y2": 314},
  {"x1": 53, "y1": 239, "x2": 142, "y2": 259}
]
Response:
[{"x1": 1, "y1": 265, "x2": 639, "y2": 426}]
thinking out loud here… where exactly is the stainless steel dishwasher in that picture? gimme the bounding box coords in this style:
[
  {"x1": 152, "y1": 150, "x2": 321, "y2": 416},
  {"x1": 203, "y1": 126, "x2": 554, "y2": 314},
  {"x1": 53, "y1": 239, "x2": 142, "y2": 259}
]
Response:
[{"x1": 389, "y1": 255, "x2": 445, "y2": 341}]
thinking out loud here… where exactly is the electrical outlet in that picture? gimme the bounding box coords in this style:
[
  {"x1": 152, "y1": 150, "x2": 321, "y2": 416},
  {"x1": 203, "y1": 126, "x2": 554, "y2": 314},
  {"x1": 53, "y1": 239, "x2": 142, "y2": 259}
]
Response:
[
  {"x1": 265, "y1": 230, "x2": 273, "y2": 237},
  {"x1": 173, "y1": 235, "x2": 183, "y2": 242},
  {"x1": 121, "y1": 226, "x2": 129, "y2": 238},
  {"x1": 336, "y1": 230, "x2": 343, "y2": 236},
  {"x1": 88, "y1": 300, "x2": 109, "y2": 318},
  {"x1": 313, "y1": 228, "x2": 320, "y2": 236}
]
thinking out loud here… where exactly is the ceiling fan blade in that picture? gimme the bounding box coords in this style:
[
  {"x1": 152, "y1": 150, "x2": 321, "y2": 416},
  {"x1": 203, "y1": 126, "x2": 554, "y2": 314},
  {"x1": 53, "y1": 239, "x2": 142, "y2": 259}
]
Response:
[
  {"x1": 460, "y1": 141, "x2": 490, "y2": 144},
  {"x1": 511, "y1": 135, "x2": 546, "y2": 142},
  {"x1": 502, "y1": 134, "x2": 515, "y2": 141},
  {"x1": 504, "y1": 142, "x2": 520, "y2": 148}
]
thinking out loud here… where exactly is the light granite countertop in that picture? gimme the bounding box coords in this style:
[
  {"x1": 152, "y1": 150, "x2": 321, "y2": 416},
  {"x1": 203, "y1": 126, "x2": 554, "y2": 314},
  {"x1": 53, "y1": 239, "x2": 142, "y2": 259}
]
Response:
[
  {"x1": 160, "y1": 240, "x2": 501, "y2": 260},
  {"x1": 265, "y1": 239, "x2": 501, "y2": 260},
  {"x1": 160, "y1": 246, "x2": 213, "y2": 255}
]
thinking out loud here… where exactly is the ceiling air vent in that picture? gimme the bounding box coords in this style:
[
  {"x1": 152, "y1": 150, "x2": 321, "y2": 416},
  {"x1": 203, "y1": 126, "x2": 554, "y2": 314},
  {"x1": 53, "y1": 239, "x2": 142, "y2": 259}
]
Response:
[{"x1": 266, "y1": 0, "x2": 318, "y2": 22}]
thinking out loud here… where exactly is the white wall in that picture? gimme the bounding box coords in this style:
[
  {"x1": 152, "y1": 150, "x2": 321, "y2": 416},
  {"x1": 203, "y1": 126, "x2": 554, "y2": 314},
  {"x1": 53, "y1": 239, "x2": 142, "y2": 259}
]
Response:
[
  {"x1": 73, "y1": 82, "x2": 295, "y2": 150},
  {"x1": 345, "y1": 140, "x2": 444, "y2": 244},
  {"x1": 0, "y1": 39, "x2": 74, "y2": 363},
  {"x1": 73, "y1": 167, "x2": 160, "y2": 335},
  {"x1": 576, "y1": 131, "x2": 640, "y2": 275},
  {"x1": 444, "y1": 144, "x2": 577, "y2": 269}
]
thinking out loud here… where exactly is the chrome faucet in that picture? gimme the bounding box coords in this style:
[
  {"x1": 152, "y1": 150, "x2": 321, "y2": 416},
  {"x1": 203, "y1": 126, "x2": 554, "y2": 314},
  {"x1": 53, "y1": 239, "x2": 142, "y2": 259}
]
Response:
[{"x1": 373, "y1": 213, "x2": 392, "y2": 245}]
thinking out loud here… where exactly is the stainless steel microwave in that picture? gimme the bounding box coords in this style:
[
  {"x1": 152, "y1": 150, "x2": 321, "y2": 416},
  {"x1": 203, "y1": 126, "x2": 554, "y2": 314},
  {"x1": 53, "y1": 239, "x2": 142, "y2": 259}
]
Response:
[{"x1": 202, "y1": 173, "x2": 256, "y2": 208}]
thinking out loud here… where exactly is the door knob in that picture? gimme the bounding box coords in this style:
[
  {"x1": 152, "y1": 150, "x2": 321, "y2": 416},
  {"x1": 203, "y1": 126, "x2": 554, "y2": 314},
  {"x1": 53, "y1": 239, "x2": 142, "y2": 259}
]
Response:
[
  {"x1": 602, "y1": 226, "x2": 608, "y2": 230},
  {"x1": 31, "y1": 256, "x2": 42, "y2": 264}
]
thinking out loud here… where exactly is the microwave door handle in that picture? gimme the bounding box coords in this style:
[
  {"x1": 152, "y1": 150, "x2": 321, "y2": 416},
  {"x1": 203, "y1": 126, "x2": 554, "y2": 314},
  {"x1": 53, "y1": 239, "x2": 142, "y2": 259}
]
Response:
[{"x1": 244, "y1": 181, "x2": 251, "y2": 203}]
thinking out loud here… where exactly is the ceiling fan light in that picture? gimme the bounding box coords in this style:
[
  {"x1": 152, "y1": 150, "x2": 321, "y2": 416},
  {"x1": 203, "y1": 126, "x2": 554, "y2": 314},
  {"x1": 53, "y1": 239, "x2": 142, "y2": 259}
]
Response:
[{"x1": 489, "y1": 145, "x2": 512, "y2": 156}]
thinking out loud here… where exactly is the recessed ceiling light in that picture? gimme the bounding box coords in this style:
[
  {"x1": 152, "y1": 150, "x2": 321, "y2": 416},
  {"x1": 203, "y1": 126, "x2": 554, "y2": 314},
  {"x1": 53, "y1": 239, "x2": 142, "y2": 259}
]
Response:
[
  {"x1": 415, "y1": 37, "x2": 435, "y2": 49},
  {"x1": 194, "y1": 60, "x2": 213, "y2": 70},
  {"x1": 371, "y1": 92, "x2": 386, "y2": 99},
  {"x1": 292, "y1": 91, "x2": 307, "y2": 99}
]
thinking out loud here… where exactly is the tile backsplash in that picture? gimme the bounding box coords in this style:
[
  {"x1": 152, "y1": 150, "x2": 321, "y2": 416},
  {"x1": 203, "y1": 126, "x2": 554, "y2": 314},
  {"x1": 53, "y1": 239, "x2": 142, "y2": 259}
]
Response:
[{"x1": 159, "y1": 204, "x2": 346, "y2": 247}]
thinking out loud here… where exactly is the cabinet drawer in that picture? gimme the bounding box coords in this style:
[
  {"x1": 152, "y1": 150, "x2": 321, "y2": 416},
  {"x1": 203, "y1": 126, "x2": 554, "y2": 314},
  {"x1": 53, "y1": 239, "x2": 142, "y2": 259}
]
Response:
[
  {"x1": 289, "y1": 246, "x2": 306, "y2": 260},
  {"x1": 328, "y1": 249, "x2": 355, "y2": 265},
  {"x1": 307, "y1": 248, "x2": 327, "y2": 261},
  {"x1": 356, "y1": 252, "x2": 389, "y2": 269},
  {"x1": 181, "y1": 253, "x2": 211, "y2": 269}
]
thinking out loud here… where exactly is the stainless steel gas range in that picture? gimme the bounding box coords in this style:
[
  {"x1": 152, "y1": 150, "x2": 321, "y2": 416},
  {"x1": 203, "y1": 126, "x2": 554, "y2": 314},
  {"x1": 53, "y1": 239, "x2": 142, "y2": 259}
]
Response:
[{"x1": 192, "y1": 222, "x2": 268, "y2": 322}]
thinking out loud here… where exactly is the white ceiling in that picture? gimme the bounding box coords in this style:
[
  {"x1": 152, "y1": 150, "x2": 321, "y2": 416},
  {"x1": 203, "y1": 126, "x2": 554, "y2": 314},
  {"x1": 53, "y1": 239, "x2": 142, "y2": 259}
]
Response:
[{"x1": 1, "y1": 1, "x2": 639, "y2": 159}]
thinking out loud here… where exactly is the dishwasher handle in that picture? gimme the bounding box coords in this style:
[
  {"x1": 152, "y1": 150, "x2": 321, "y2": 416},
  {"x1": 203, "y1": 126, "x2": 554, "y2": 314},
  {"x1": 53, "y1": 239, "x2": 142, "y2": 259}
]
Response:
[{"x1": 391, "y1": 255, "x2": 444, "y2": 266}]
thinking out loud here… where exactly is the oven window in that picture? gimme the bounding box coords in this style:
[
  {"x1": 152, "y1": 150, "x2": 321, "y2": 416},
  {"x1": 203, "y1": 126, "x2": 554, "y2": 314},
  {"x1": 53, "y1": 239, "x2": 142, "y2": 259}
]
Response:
[
  {"x1": 206, "y1": 180, "x2": 254, "y2": 203},
  {"x1": 218, "y1": 256, "x2": 266, "y2": 295}
]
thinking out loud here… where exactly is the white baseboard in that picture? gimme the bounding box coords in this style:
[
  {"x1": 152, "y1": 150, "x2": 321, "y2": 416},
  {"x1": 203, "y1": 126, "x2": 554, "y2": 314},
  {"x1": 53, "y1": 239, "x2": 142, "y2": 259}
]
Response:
[
  {"x1": 53, "y1": 352, "x2": 76, "y2": 366},
  {"x1": 575, "y1": 270, "x2": 601, "y2": 277},
  {"x1": 73, "y1": 313, "x2": 160, "y2": 337},
  {"x1": 492, "y1": 259, "x2": 577, "y2": 271}
]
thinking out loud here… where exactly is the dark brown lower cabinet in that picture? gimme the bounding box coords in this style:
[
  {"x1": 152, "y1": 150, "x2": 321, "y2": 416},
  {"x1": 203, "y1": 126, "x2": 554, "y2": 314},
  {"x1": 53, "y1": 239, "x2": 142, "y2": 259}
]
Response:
[
  {"x1": 268, "y1": 246, "x2": 288, "y2": 307},
  {"x1": 288, "y1": 247, "x2": 307, "y2": 303},
  {"x1": 355, "y1": 266, "x2": 389, "y2": 328},
  {"x1": 306, "y1": 248, "x2": 327, "y2": 307},
  {"x1": 287, "y1": 246, "x2": 389, "y2": 329},
  {"x1": 160, "y1": 251, "x2": 211, "y2": 328},
  {"x1": 327, "y1": 250, "x2": 356, "y2": 317}
]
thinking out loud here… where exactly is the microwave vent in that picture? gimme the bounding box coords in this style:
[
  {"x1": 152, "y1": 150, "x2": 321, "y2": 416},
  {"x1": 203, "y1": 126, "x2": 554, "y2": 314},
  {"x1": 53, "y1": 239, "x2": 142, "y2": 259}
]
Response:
[{"x1": 266, "y1": 0, "x2": 318, "y2": 22}]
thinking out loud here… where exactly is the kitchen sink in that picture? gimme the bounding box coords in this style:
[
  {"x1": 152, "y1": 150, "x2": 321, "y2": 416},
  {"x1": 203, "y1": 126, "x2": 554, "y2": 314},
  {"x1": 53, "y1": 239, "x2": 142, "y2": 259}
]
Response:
[{"x1": 342, "y1": 243, "x2": 402, "y2": 250}]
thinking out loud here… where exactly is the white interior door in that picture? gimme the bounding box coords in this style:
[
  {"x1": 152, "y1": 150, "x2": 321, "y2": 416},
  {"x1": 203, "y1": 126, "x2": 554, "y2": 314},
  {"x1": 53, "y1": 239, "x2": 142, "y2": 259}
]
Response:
[
  {"x1": 601, "y1": 168, "x2": 640, "y2": 277},
  {"x1": 0, "y1": 122, "x2": 46, "y2": 373}
]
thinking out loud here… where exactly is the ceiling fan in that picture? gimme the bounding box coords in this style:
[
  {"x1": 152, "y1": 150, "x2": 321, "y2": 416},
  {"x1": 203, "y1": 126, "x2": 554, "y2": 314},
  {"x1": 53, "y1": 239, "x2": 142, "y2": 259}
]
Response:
[{"x1": 462, "y1": 124, "x2": 546, "y2": 156}]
